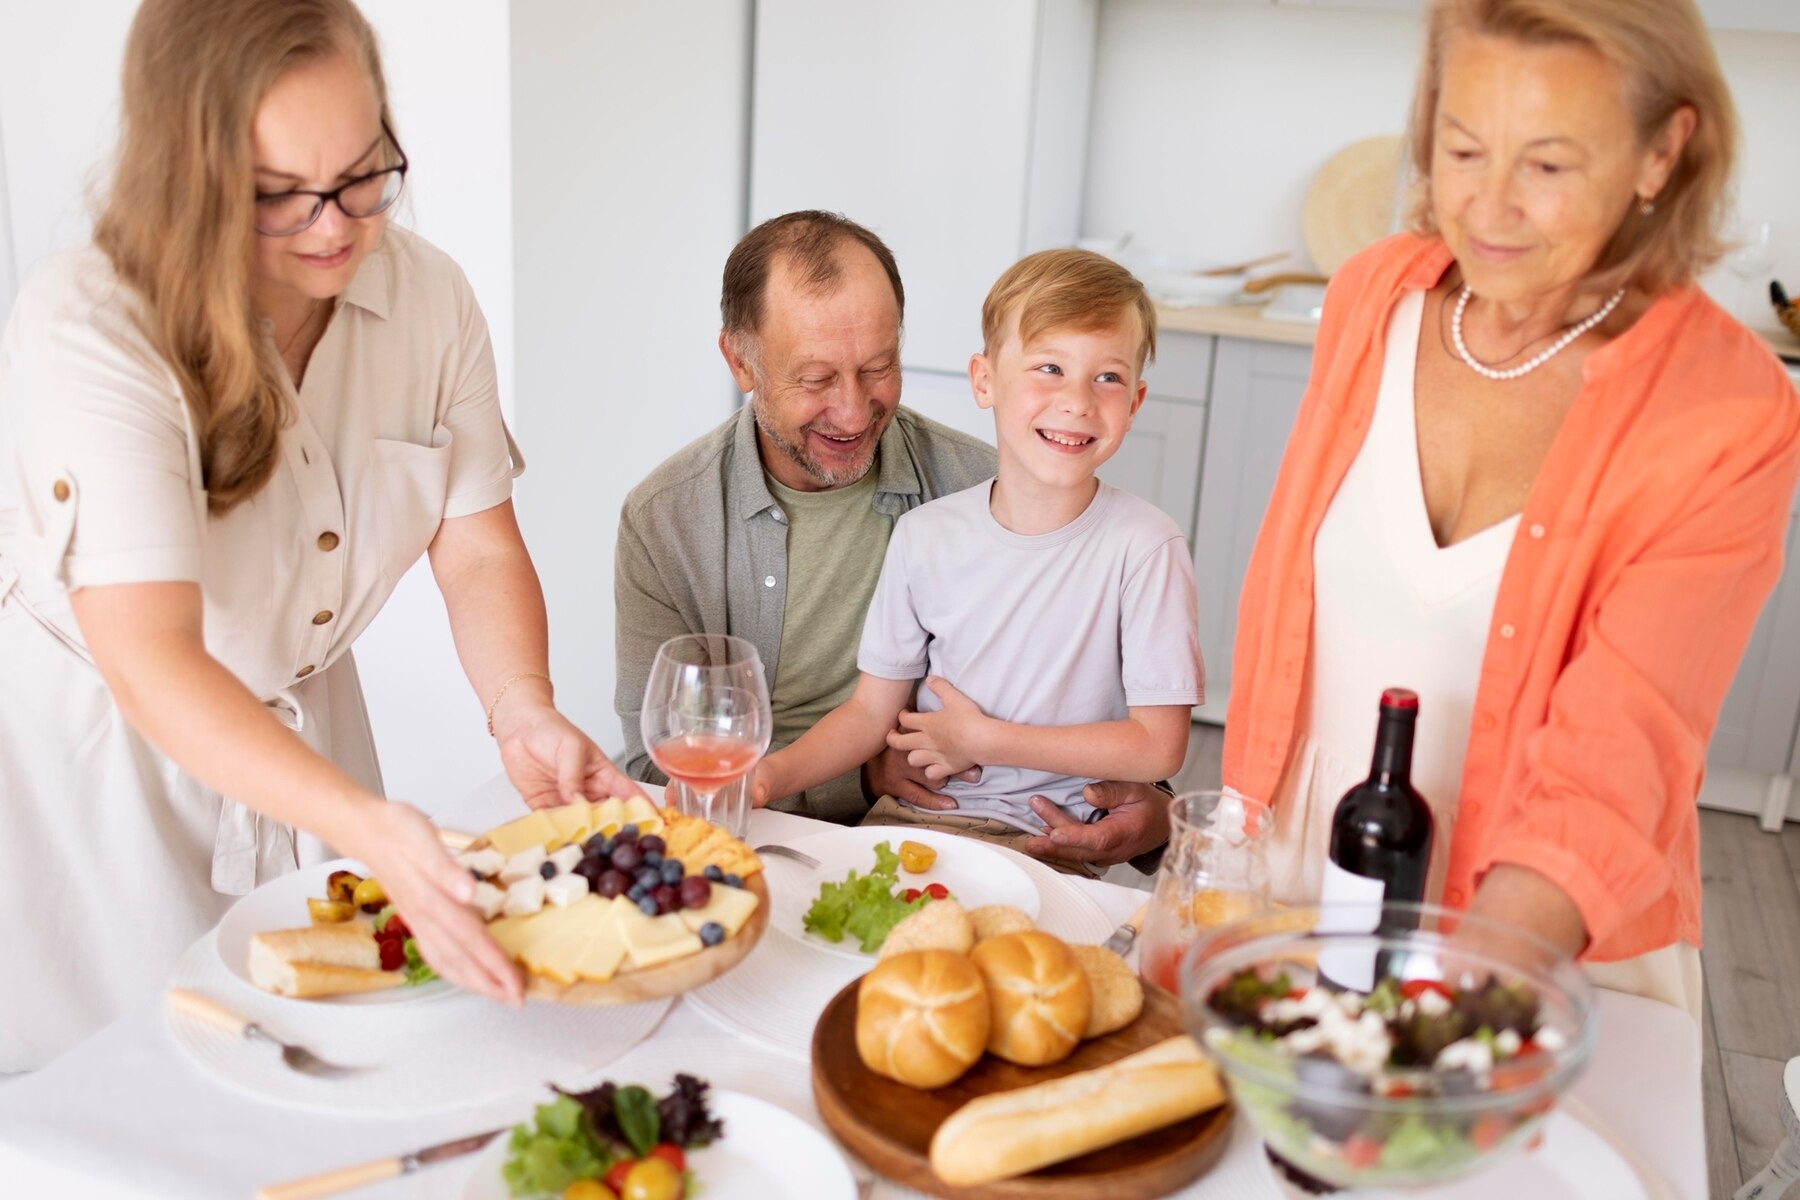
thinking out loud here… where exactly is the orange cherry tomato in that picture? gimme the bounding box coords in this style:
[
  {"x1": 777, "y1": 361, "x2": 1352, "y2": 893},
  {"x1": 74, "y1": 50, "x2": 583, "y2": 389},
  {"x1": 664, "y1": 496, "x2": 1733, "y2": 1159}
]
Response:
[{"x1": 622, "y1": 1156, "x2": 683, "y2": 1200}]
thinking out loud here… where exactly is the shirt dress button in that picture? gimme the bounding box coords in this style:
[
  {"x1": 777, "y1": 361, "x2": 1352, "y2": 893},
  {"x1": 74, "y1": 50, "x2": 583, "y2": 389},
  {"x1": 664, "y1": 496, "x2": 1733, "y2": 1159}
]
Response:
[
  {"x1": 1446, "y1": 887, "x2": 1466, "y2": 905},
  {"x1": 1499, "y1": 623, "x2": 1516, "y2": 639},
  {"x1": 763, "y1": 576, "x2": 776, "y2": 588},
  {"x1": 52, "y1": 480, "x2": 70, "y2": 502},
  {"x1": 1529, "y1": 523, "x2": 1546, "y2": 539},
  {"x1": 312, "y1": 610, "x2": 334, "y2": 626},
  {"x1": 316, "y1": 531, "x2": 340, "y2": 552},
  {"x1": 295, "y1": 664, "x2": 316, "y2": 678},
  {"x1": 1475, "y1": 713, "x2": 1496, "y2": 731}
]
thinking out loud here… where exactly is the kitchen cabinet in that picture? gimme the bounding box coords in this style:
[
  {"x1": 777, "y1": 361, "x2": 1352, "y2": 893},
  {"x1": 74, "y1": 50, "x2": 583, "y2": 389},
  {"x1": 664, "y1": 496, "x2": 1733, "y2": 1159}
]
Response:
[
  {"x1": 1189, "y1": 336, "x2": 1313, "y2": 724},
  {"x1": 748, "y1": 0, "x2": 1097, "y2": 377},
  {"x1": 1097, "y1": 334, "x2": 1213, "y2": 546}
]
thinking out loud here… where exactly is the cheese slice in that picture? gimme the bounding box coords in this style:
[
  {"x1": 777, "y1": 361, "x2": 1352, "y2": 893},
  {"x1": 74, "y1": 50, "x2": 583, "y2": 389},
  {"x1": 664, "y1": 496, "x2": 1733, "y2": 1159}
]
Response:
[
  {"x1": 521, "y1": 895, "x2": 609, "y2": 984},
  {"x1": 619, "y1": 904, "x2": 704, "y2": 968},
  {"x1": 485, "y1": 809, "x2": 559, "y2": 857},
  {"x1": 545, "y1": 801, "x2": 595, "y2": 845},
  {"x1": 589, "y1": 797, "x2": 625, "y2": 834},
  {"x1": 572, "y1": 897, "x2": 632, "y2": 983},
  {"x1": 488, "y1": 911, "x2": 562, "y2": 960},
  {"x1": 621, "y1": 795, "x2": 661, "y2": 825},
  {"x1": 677, "y1": 882, "x2": 760, "y2": 937}
]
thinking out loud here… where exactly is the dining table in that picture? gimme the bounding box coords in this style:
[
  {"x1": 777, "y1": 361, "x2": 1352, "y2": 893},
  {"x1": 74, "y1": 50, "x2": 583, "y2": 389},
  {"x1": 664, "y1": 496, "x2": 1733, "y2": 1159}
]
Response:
[{"x1": 0, "y1": 774, "x2": 1708, "y2": 1200}]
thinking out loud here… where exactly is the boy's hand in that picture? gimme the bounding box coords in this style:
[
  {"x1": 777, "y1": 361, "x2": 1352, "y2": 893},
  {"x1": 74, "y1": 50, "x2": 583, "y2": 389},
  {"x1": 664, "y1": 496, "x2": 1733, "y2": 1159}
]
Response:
[
  {"x1": 889, "y1": 678, "x2": 990, "y2": 781},
  {"x1": 750, "y1": 758, "x2": 779, "y2": 809},
  {"x1": 863, "y1": 743, "x2": 969, "y2": 811}
]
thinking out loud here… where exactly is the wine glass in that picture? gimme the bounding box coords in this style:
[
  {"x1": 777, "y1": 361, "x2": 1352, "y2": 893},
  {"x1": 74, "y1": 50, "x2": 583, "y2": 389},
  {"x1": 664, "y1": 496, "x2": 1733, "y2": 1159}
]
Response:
[
  {"x1": 1138, "y1": 789, "x2": 1272, "y2": 993},
  {"x1": 1726, "y1": 219, "x2": 1777, "y2": 325},
  {"x1": 641, "y1": 634, "x2": 771, "y2": 838}
]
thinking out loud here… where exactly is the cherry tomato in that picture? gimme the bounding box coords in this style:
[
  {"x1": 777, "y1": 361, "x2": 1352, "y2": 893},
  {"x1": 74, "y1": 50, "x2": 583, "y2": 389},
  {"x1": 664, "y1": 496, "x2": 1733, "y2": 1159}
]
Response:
[
  {"x1": 603, "y1": 1160, "x2": 636, "y2": 1195},
  {"x1": 924, "y1": 883, "x2": 950, "y2": 901},
  {"x1": 901, "y1": 888, "x2": 922, "y2": 903},
  {"x1": 1398, "y1": 979, "x2": 1454, "y2": 1003},
  {"x1": 1469, "y1": 1113, "x2": 1513, "y2": 1151},
  {"x1": 382, "y1": 913, "x2": 412, "y2": 941},
  {"x1": 622, "y1": 1156, "x2": 683, "y2": 1200},
  {"x1": 647, "y1": 1143, "x2": 686, "y2": 1173},
  {"x1": 563, "y1": 1181, "x2": 618, "y2": 1200},
  {"x1": 1340, "y1": 1134, "x2": 1382, "y2": 1170},
  {"x1": 377, "y1": 938, "x2": 406, "y2": 972},
  {"x1": 1380, "y1": 1081, "x2": 1416, "y2": 1099}
]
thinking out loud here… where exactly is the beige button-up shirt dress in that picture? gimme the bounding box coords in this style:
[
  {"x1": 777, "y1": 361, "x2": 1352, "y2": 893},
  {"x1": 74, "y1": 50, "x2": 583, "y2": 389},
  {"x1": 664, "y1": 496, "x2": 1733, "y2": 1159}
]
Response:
[{"x1": 0, "y1": 231, "x2": 520, "y2": 1070}]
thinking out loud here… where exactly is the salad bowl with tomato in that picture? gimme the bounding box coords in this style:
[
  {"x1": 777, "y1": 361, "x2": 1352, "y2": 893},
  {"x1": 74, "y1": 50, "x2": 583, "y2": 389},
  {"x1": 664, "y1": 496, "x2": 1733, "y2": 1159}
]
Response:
[{"x1": 1179, "y1": 902, "x2": 1597, "y2": 1191}]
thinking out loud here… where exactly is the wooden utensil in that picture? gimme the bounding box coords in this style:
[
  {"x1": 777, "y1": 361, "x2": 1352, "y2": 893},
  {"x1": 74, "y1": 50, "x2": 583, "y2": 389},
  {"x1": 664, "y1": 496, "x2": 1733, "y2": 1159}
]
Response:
[
  {"x1": 1243, "y1": 272, "x2": 1332, "y2": 295},
  {"x1": 811, "y1": 980, "x2": 1231, "y2": 1199},
  {"x1": 1198, "y1": 251, "x2": 1288, "y2": 277}
]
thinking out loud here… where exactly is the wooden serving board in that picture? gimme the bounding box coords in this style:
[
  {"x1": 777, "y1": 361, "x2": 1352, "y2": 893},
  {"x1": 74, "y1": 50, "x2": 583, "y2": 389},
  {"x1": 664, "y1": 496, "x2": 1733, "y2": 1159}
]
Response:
[
  {"x1": 811, "y1": 979, "x2": 1232, "y2": 1199},
  {"x1": 465, "y1": 828, "x2": 770, "y2": 1006}
]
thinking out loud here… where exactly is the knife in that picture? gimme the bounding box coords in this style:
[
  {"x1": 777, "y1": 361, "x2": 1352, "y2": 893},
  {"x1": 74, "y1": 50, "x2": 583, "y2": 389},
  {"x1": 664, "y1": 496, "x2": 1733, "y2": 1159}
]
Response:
[
  {"x1": 255, "y1": 1128, "x2": 508, "y2": 1200},
  {"x1": 1102, "y1": 900, "x2": 1152, "y2": 957}
]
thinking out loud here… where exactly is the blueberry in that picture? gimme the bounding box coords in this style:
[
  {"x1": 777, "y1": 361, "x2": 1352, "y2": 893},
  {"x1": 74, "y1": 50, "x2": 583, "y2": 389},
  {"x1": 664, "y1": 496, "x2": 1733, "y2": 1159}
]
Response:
[
  {"x1": 723, "y1": 873, "x2": 743, "y2": 889},
  {"x1": 698, "y1": 922, "x2": 725, "y2": 947},
  {"x1": 642, "y1": 850, "x2": 664, "y2": 869},
  {"x1": 703, "y1": 864, "x2": 724, "y2": 883},
  {"x1": 635, "y1": 865, "x2": 661, "y2": 890},
  {"x1": 637, "y1": 894, "x2": 659, "y2": 915},
  {"x1": 659, "y1": 859, "x2": 684, "y2": 886},
  {"x1": 583, "y1": 833, "x2": 608, "y2": 856},
  {"x1": 538, "y1": 860, "x2": 558, "y2": 879},
  {"x1": 628, "y1": 882, "x2": 648, "y2": 902},
  {"x1": 619, "y1": 823, "x2": 639, "y2": 839}
]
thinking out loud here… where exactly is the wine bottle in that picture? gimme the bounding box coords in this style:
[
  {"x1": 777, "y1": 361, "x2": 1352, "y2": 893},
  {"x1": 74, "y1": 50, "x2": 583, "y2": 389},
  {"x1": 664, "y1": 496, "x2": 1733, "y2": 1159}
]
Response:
[{"x1": 1317, "y1": 688, "x2": 1434, "y2": 991}]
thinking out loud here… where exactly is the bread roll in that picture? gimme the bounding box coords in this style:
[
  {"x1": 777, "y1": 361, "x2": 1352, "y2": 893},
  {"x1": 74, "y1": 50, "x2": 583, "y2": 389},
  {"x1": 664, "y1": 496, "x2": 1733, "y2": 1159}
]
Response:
[
  {"x1": 1069, "y1": 943, "x2": 1144, "y2": 1037},
  {"x1": 929, "y1": 1036, "x2": 1226, "y2": 1186},
  {"x1": 878, "y1": 899, "x2": 974, "y2": 959},
  {"x1": 968, "y1": 905, "x2": 1035, "y2": 942},
  {"x1": 856, "y1": 950, "x2": 989, "y2": 1088},
  {"x1": 969, "y1": 932, "x2": 1091, "y2": 1066}
]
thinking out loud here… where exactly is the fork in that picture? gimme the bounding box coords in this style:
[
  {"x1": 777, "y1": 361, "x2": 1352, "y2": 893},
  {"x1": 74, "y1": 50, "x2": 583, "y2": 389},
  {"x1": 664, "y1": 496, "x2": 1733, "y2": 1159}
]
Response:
[
  {"x1": 166, "y1": 988, "x2": 367, "y2": 1078},
  {"x1": 753, "y1": 843, "x2": 821, "y2": 869}
]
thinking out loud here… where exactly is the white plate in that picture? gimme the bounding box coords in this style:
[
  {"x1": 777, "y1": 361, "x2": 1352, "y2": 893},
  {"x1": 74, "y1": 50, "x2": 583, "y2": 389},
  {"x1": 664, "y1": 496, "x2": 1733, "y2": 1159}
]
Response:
[
  {"x1": 768, "y1": 826, "x2": 1040, "y2": 960},
  {"x1": 462, "y1": 1088, "x2": 857, "y2": 1200},
  {"x1": 213, "y1": 858, "x2": 452, "y2": 1006}
]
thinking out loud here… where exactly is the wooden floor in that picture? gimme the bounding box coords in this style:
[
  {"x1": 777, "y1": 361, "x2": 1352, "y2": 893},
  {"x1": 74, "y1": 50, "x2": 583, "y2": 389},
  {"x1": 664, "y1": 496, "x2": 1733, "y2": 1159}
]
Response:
[{"x1": 1150, "y1": 722, "x2": 1799, "y2": 1199}]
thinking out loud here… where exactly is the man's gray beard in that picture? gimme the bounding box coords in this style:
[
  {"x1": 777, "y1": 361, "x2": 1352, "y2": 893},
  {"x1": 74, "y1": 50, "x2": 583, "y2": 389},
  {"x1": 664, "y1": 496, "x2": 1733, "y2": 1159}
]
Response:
[{"x1": 751, "y1": 395, "x2": 880, "y2": 489}]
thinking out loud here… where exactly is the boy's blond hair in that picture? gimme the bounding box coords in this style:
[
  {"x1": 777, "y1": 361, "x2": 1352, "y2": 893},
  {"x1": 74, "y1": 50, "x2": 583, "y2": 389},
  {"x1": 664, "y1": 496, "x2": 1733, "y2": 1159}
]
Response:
[{"x1": 981, "y1": 249, "x2": 1157, "y2": 370}]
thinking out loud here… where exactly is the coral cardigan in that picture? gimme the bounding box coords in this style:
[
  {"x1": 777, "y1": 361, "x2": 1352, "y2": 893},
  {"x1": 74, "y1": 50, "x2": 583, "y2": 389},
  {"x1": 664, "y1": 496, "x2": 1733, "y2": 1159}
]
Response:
[{"x1": 1223, "y1": 233, "x2": 1800, "y2": 961}]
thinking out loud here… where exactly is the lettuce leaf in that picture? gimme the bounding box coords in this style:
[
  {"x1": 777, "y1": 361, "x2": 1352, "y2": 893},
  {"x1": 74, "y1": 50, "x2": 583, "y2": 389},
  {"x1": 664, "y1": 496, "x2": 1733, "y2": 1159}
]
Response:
[{"x1": 802, "y1": 841, "x2": 927, "y2": 953}]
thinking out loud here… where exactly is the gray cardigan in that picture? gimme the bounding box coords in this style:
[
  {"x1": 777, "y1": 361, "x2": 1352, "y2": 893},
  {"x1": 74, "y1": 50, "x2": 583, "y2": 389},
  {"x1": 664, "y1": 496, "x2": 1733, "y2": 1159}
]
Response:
[{"x1": 614, "y1": 402, "x2": 996, "y2": 821}]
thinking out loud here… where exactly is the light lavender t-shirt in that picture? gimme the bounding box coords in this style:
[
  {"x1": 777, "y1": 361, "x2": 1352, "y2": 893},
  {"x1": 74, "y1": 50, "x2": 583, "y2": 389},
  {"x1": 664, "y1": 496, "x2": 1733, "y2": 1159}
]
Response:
[{"x1": 858, "y1": 480, "x2": 1204, "y2": 831}]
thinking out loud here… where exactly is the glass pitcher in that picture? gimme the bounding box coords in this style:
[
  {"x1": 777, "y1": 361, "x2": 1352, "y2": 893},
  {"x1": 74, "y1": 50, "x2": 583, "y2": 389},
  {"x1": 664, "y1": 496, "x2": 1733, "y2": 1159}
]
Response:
[{"x1": 1138, "y1": 789, "x2": 1272, "y2": 993}]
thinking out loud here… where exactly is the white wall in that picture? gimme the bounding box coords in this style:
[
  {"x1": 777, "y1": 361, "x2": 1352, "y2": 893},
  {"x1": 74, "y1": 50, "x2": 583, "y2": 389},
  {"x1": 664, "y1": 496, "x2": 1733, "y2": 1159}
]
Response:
[
  {"x1": 0, "y1": 0, "x2": 517, "y2": 811},
  {"x1": 1083, "y1": 1, "x2": 1800, "y2": 332},
  {"x1": 508, "y1": 0, "x2": 753, "y2": 759}
]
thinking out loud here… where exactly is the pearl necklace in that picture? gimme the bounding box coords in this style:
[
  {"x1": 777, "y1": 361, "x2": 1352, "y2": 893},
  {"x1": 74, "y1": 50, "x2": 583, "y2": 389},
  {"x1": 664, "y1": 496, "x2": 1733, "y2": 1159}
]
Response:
[{"x1": 1450, "y1": 285, "x2": 1625, "y2": 381}]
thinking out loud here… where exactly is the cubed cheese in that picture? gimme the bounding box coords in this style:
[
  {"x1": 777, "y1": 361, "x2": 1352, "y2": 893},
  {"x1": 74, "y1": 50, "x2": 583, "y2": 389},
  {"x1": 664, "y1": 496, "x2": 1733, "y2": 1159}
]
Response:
[
  {"x1": 544, "y1": 872, "x2": 590, "y2": 909},
  {"x1": 618, "y1": 905, "x2": 703, "y2": 968},
  {"x1": 457, "y1": 848, "x2": 506, "y2": 879},
  {"x1": 501, "y1": 875, "x2": 546, "y2": 917},
  {"x1": 676, "y1": 882, "x2": 760, "y2": 937},
  {"x1": 499, "y1": 845, "x2": 548, "y2": 884},
  {"x1": 471, "y1": 880, "x2": 508, "y2": 920},
  {"x1": 547, "y1": 844, "x2": 584, "y2": 875},
  {"x1": 484, "y1": 810, "x2": 559, "y2": 857}
]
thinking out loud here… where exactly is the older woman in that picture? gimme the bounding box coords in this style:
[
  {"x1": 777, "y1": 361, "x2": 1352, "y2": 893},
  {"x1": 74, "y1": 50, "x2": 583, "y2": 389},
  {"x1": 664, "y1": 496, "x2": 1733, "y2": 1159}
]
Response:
[
  {"x1": 1225, "y1": 0, "x2": 1800, "y2": 1018},
  {"x1": 0, "y1": 0, "x2": 636, "y2": 1070}
]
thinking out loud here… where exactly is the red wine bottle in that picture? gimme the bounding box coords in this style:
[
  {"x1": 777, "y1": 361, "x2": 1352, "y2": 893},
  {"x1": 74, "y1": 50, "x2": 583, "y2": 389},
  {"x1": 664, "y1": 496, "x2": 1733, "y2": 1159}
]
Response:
[{"x1": 1318, "y1": 688, "x2": 1434, "y2": 990}]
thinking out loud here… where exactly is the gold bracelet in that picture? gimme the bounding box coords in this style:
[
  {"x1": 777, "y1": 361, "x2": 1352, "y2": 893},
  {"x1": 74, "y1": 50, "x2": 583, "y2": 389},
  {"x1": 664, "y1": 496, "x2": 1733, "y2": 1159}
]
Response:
[{"x1": 485, "y1": 671, "x2": 552, "y2": 737}]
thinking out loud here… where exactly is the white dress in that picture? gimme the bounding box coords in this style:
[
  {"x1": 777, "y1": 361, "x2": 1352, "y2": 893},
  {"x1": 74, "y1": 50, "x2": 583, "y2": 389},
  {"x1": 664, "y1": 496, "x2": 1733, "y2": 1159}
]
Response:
[
  {"x1": 1268, "y1": 290, "x2": 1703, "y2": 1020},
  {"x1": 0, "y1": 231, "x2": 520, "y2": 1070}
]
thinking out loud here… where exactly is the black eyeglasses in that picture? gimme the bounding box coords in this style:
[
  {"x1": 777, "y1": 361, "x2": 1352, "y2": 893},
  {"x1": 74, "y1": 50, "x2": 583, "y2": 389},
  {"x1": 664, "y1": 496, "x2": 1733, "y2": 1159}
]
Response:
[{"x1": 254, "y1": 121, "x2": 409, "y2": 237}]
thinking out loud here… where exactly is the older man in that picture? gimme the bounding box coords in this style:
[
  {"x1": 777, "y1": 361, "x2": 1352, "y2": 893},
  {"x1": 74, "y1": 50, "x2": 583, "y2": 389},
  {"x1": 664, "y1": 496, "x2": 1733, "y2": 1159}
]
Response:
[{"x1": 615, "y1": 211, "x2": 1171, "y2": 869}]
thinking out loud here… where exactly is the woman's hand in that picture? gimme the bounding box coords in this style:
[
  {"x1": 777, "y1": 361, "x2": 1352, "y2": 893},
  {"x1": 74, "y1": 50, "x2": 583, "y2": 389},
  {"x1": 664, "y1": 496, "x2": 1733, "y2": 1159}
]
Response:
[
  {"x1": 493, "y1": 698, "x2": 644, "y2": 808},
  {"x1": 887, "y1": 678, "x2": 991, "y2": 782},
  {"x1": 339, "y1": 800, "x2": 524, "y2": 1006}
]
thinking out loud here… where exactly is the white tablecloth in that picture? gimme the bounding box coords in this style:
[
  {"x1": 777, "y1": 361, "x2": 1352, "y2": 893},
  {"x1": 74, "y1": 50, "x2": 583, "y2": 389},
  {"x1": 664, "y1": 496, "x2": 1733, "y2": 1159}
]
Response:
[{"x1": 0, "y1": 776, "x2": 1707, "y2": 1199}]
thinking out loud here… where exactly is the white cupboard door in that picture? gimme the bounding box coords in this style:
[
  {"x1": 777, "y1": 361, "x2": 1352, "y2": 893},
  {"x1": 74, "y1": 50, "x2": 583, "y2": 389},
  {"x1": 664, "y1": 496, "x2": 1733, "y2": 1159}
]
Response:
[
  {"x1": 749, "y1": 0, "x2": 1095, "y2": 376},
  {"x1": 1098, "y1": 331, "x2": 1215, "y2": 544}
]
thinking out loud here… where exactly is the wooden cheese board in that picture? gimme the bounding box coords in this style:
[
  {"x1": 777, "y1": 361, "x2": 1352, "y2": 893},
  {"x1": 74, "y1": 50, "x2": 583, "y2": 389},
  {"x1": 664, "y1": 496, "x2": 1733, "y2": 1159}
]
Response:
[{"x1": 810, "y1": 978, "x2": 1232, "y2": 1199}]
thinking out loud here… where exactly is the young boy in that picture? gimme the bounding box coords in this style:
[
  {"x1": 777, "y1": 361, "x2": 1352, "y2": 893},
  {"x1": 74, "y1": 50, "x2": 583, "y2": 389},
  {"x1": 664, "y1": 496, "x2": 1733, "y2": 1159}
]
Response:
[{"x1": 755, "y1": 249, "x2": 1203, "y2": 853}]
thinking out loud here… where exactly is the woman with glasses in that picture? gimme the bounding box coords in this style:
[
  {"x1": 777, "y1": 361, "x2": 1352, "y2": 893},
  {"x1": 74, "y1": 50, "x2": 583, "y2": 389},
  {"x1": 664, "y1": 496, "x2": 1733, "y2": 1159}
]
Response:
[{"x1": 0, "y1": 0, "x2": 630, "y2": 1070}]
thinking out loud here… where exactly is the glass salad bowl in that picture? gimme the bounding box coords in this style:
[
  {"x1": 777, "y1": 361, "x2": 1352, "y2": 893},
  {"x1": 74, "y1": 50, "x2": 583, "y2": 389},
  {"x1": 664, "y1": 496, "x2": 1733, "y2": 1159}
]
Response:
[{"x1": 1179, "y1": 902, "x2": 1597, "y2": 1191}]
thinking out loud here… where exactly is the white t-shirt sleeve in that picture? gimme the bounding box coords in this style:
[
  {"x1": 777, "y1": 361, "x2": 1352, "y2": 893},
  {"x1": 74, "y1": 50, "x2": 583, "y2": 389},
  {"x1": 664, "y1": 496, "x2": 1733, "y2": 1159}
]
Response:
[
  {"x1": 438, "y1": 261, "x2": 520, "y2": 519},
  {"x1": 1120, "y1": 533, "x2": 1205, "y2": 707},
  {"x1": 11, "y1": 280, "x2": 203, "y2": 588},
  {"x1": 856, "y1": 513, "x2": 931, "y2": 681}
]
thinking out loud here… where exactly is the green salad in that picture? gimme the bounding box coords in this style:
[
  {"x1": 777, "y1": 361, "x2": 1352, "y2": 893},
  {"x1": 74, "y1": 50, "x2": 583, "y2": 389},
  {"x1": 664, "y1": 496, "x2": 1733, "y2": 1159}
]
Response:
[{"x1": 801, "y1": 841, "x2": 936, "y2": 953}]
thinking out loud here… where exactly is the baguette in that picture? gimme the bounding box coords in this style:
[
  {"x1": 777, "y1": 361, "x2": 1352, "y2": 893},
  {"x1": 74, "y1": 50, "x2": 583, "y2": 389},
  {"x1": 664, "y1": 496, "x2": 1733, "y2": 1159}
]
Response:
[
  {"x1": 249, "y1": 925, "x2": 402, "y2": 997},
  {"x1": 255, "y1": 958, "x2": 407, "y2": 998},
  {"x1": 927, "y1": 1035, "x2": 1225, "y2": 1186}
]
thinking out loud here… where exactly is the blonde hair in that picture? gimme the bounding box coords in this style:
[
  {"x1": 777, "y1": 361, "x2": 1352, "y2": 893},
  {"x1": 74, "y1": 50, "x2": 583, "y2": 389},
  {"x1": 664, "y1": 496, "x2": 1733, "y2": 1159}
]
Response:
[
  {"x1": 1405, "y1": 0, "x2": 1737, "y2": 295},
  {"x1": 94, "y1": 0, "x2": 392, "y2": 513},
  {"x1": 981, "y1": 249, "x2": 1157, "y2": 369}
]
